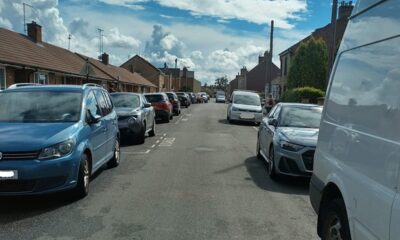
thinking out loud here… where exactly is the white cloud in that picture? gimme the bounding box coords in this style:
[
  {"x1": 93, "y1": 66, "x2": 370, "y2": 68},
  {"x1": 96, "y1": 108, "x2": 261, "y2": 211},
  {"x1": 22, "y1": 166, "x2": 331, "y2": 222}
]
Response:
[
  {"x1": 104, "y1": 28, "x2": 141, "y2": 49},
  {"x1": 98, "y1": 0, "x2": 147, "y2": 10}
]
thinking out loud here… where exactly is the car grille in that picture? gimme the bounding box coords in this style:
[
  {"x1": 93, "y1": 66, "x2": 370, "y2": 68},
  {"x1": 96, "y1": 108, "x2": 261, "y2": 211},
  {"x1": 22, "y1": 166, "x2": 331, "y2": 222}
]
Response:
[
  {"x1": 0, "y1": 180, "x2": 36, "y2": 193},
  {"x1": 118, "y1": 116, "x2": 132, "y2": 121},
  {"x1": 279, "y1": 157, "x2": 301, "y2": 175},
  {"x1": 302, "y1": 150, "x2": 315, "y2": 171},
  {"x1": 1, "y1": 151, "x2": 40, "y2": 160},
  {"x1": 237, "y1": 108, "x2": 260, "y2": 113}
]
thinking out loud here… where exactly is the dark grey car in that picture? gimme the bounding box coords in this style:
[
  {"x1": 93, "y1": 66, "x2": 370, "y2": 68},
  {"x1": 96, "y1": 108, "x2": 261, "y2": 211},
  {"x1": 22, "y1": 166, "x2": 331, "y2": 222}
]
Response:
[{"x1": 110, "y1": 93, "x2": 156, "y2": 144}]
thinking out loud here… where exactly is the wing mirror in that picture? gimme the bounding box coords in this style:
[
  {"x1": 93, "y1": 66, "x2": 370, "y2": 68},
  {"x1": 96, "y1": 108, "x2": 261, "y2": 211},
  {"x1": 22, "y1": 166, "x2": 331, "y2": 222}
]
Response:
[
  {"x1": 144, "y1": 103, "x2": 152, "y2": 108},
  {"x1": 268, "y1": 118, "x2": 278, "y2": 127},
  {"x1": 86, "y1": 109, "x2": 101, "y2": 124}
]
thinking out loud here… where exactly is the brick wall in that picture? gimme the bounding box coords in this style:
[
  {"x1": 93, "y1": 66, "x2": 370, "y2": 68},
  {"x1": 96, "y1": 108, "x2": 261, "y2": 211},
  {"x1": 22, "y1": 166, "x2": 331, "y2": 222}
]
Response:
[{"x1": 121, "y1": 57, "x2": 163, "y2": 90}]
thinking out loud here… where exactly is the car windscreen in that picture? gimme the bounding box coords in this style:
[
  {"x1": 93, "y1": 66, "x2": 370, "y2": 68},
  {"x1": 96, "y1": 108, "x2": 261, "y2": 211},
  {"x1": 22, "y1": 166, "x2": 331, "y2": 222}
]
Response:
[
  {"x1": 0, "y1": 91, "x2": 82, "y2": 123},
  {"x1": 279, "y1": 106, "x2": 322, "y2": 128},
  {"x1": 145, "y1": 94, "x2": 164, "y2": 102},
  {"x1": 111, "y1": 94, "x2": 140, "y2": 108},
  {"x1": 233, "y1": 94, "x2": 260, "y2": 106}
]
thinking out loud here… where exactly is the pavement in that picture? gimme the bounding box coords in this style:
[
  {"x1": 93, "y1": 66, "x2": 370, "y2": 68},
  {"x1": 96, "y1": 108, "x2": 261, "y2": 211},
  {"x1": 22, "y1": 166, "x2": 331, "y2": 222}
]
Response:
[{"x1": 0, "y1": 100, "x2": 318, "y2": 240}]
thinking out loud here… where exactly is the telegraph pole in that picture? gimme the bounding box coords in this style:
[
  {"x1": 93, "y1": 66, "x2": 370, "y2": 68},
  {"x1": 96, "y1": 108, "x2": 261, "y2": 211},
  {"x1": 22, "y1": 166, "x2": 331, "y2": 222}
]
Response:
[
  {"x1": 268, "y1": 20, "x2": 274, "y2": 95},
  {"x1": 97, "y1": 28, "x2": 104, "y2": 55},
  {"x1": 68, "y1": 34, "x2": 72, "y2": 50}
]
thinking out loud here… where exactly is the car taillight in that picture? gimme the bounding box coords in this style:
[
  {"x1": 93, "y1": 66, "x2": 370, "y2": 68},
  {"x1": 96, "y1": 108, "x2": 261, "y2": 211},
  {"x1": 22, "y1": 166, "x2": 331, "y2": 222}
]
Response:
[{"x1": 155, "y1": 102, "x2": 170, "y2": 110}]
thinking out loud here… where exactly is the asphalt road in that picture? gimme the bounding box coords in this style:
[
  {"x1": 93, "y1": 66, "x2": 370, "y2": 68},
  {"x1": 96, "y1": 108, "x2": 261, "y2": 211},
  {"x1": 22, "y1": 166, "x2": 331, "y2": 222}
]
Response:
[{"x1": 0, "y1": 101, "x2": 318, "y2": 240}]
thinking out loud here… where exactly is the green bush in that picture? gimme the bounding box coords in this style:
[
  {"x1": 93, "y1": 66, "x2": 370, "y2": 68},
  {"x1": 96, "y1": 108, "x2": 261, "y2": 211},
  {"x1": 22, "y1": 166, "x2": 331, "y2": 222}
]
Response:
[{"x1": 281, "y1": 87, "x2": 324, "y2": 103}]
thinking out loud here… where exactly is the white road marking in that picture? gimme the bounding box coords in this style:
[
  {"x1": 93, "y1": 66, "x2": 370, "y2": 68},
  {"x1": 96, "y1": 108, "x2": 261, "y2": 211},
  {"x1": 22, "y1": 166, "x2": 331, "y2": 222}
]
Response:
[
  {"x1": 159, "y1": 137, "x2": 175, "y2": 147},
  {"x1": 163, "y1": 133, "x2": 167, "y2": 137},
  {"x1": 253, "y1": 127, "x2": 258, "y2": 131},
  {"x1": 175, "y1": 115, "x2": 184, "y2": 125},
  {"x1": 181, "y1": 118, "x2": 188, "y2": 122},
  {"x1": 156, "y1": 140, "x2": 160, "y2": 144},
  {"x1": 122, "y1": 149, "x2": 150, "y2": 154},
  {"x1": 151, "y1": 144, "x2": 156, "y2": 148},
  {"x1": 160, "y1": 136, "x2": 164, "y2": 140}
]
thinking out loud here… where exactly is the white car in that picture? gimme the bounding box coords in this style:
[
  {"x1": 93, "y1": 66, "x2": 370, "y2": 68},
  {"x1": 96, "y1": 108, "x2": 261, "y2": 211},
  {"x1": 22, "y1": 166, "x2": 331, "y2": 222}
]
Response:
[
  {"x1": 310, "y1": 1, "x2": 400, "y2": 240},
  {"x1": 227, "y1": 90, "x2": 263, "y2": 124}
]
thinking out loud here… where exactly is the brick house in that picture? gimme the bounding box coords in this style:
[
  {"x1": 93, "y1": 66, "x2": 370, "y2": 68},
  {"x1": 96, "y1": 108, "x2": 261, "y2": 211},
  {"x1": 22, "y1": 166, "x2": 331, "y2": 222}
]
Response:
[
  {"x1": 278, "y1": 1, "x2": 354, "y2": 93},
  {"x1": 159, "y1": 64, "x2": 201, "y2": 92},
  {"x1": 120, "y1": 55, "x2": 167, "y2": 91},
  {"x1": 0, "y1": 22, "x2": 156, "y2": 92},
  {"x1": 245, "y1": 51, "x2": 280, "y2": 93}
]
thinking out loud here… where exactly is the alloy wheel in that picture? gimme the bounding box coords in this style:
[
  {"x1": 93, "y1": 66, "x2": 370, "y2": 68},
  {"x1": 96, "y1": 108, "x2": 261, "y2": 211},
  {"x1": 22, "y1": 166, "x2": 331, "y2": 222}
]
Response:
[
  {"x1": 83, "y1": 158, "x2": 90, "y2": 193},
  {"x1": 114, "y1": 140, "x2": 120, "y2": 164}
]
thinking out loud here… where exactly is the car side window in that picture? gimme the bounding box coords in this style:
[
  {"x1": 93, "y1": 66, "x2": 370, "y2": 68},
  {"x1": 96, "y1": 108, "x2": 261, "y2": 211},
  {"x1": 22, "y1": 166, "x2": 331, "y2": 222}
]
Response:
[
  {"x1": 271, "y1": 106, "x2": 281, "y2": 119},
  {"x1": 268, "y1": 105, "x2": 278, "y2": 118},
  {"x1": 94, "y1": 89, "x2": 109, "y2": 116},
  {"x1": 86, "y1": 91, "x2": 102, "y2": 118},
  {"x1": 102, "y1": 90, "x2": 113, "y2": 112}
]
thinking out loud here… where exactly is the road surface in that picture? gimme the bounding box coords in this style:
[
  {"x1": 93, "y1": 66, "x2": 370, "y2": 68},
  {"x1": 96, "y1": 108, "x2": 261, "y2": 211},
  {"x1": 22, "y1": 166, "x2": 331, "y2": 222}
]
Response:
[{"x1": 0, "y1": 101, "x2": 318, "y2": 240}]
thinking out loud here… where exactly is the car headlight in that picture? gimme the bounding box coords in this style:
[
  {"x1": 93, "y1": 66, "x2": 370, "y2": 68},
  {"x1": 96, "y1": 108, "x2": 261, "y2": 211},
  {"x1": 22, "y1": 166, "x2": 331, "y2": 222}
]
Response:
[
  {"x1": 280, "y1": 140, "x2": 304, "y2": 152},
  {"x1": 128, "y1": 115, "x2": 139, "y2": 124},
  {"x1": 232, "y1": 107, "x2": 239, "y2": 111},
  {"x1": 38, "y1": 139, "x2": 75, "y2": 160}
]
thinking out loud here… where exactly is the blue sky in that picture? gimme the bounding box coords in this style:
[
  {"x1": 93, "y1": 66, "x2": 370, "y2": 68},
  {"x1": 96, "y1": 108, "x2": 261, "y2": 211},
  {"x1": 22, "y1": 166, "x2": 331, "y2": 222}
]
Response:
[{"x1": 0, "y1": 0, "x2": 345, "y2": 84}]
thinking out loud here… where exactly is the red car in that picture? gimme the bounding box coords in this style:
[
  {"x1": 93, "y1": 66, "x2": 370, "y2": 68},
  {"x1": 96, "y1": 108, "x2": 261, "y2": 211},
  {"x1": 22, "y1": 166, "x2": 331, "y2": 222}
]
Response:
[{"x1": 144, "y1": 93, "x2": 173, "y2": 123}]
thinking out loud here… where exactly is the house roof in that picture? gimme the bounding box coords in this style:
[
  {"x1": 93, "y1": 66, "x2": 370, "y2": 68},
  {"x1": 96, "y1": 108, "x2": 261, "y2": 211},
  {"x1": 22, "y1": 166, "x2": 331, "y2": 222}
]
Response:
[
  {"x1": 121, "y1": 55, "x2": 165, "y2": 76},
  {"x1": 77, "y1": 54, "x2": 157, "y2": 88},
  {"x1": 159, "y1": 67, "x2": 181, "y2": 77},
  {"x1": 279, "y1": 17, "x2": 348, "y2": 57},
  {"x1": 0, "y1": 28, "x2": 112, "y2": 81}
]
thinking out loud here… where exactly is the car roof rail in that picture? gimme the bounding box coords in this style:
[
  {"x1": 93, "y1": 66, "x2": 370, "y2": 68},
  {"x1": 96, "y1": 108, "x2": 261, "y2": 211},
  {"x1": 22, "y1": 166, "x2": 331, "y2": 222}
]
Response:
[
  {"x1": 82, "y1": 83, "x2": 103, "y2": 89},
  {"x1": 8, "y1": 83, "x2": 42, "y2": 89}
]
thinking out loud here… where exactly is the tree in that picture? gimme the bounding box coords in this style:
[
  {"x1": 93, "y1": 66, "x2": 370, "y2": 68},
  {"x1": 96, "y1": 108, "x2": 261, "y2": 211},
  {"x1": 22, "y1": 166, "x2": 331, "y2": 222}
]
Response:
[
  {"x1": 287, "y1": 37, "x2": 328, "y2": 90},
  {"x1": 214, "y1": 76, "x2": 228, "y2": 90}
]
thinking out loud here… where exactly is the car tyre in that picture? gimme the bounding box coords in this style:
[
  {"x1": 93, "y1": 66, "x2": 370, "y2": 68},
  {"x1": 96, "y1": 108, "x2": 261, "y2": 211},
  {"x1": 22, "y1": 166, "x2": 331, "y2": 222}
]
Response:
[
  {"x1": 149, "y1": 120, "x2": 156, "y2": 137},
  {"x1": 321, "y1": 198, "x2": 351, "y2": 240},
  {"x1": 137, "y1": 123, "x2": 146, "y2": 144},
  {"x1": 268, "y1": 147, "x2": 278, "y2": 180},
  {"x1": 72, "y1": 153, "x2": 90, "y2": 199},
  {"x1": 170, "y1": 113, "x2": 173, "y2": 120},
  {"x1": 256, "y1": 135, "x2": 262, "y2": 159},
  {"x1": 108, "y1": 138, "x2": 121, "y2": 168},
  {"x1": 164, "y1": 115, "x2": 170, "y2": 123}
]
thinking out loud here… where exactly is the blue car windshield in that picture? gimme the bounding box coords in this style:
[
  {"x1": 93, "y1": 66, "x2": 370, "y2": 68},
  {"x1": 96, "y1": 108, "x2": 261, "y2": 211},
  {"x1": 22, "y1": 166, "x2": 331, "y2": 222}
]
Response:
[
  {"x1": 111, "y1": 94, "x2": 140, "y2": 108},
  {"x1": 0, "y1": 91, "x2": 82, "y2": 123},
  {"x1": 280, "y1": 106, "x2": 322, "y2": 128}
]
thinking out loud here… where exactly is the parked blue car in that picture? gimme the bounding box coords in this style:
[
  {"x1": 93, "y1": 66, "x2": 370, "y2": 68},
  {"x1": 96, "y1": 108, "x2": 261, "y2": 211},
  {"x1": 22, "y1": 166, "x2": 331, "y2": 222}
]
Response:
[{"x1": 0, "y1": 84, "x2": 120, "y2": 198}]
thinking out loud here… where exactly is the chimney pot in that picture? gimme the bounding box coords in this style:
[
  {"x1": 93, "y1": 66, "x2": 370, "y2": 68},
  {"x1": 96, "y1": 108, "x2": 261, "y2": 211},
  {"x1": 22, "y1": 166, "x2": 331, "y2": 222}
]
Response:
[
  {"x1": 338, "y1": 1, "x2": 353, "y2": 19},
  {"x1": 27, "y1": 21, "x2": 42, "y2": 43},
  {"x1": 101, "y1": 53, "x2": 109, "y2": 65}
]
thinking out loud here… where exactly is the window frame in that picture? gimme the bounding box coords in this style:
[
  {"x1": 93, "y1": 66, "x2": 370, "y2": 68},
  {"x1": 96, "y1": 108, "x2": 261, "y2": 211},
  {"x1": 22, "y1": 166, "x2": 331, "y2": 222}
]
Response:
[
  {"x1": 34, "y1": 72, "x2": 49, "y2": 85},
  {"x1": 86, "y1": 90, "x2": 102, "y2": 120}
]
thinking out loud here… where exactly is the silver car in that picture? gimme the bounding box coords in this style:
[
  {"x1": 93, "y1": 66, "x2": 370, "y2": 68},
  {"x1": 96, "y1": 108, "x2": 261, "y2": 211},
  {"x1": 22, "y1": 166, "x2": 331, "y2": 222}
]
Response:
[
  {"x1": 256, "y1": 103, "x2": 322, "y2": 179},
  {"x1": 227, "y1": 90, "x2": 263, "y2": 124},
  {"x1": 110, "y1": 93, "x2": 156, "y2": 144}
]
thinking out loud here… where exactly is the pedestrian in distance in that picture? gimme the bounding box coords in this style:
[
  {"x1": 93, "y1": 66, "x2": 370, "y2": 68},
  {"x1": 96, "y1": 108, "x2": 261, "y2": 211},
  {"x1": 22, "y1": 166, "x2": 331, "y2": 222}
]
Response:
[{"x1": 265, "y1": 94, "x2": 275, "y2": 114}]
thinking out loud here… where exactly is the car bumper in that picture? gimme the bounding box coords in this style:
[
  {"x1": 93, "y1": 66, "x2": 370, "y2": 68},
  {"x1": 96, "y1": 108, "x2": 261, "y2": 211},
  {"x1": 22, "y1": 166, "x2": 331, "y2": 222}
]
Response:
[
  {"x1": 273, "y1": 146, "x2": 315, "y2": 177},
  {"x1": 118, "y1": 118, "x2": 142, "y2": 137},
  {"x1": 155, "y1": 110, "x2": 170, "y2": 119},
  {"x1": 230, "y1": 111, "x2": 263, "y2": 123},
  {"x1": 0, "y1": 153, "x2": 80, "y2": 196}
]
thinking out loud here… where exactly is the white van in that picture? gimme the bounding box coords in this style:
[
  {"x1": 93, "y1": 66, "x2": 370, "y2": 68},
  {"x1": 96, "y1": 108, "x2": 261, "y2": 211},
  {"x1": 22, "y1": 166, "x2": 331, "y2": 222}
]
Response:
[
  {"x1": 310, "y1": 1, "x2": 400, "y2": 239},
  {"x1": 227, "y1": 90, "x2": 263, "y2": 124}
]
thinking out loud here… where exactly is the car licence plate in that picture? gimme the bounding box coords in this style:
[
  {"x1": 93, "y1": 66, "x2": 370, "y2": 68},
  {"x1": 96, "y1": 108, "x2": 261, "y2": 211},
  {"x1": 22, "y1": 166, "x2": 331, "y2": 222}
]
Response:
[
  {"x1": 0, "y1": 170, "x2": 18, "y2": 180},
  {"x1": 240, "y1": 113, "x2": 255, "y2": 119}
]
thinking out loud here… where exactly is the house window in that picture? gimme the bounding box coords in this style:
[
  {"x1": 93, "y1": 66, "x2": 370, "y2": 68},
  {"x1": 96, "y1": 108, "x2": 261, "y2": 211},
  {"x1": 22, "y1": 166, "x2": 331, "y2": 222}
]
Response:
[
  {"x1": 0, "y1": 67, "x2": 5, "y2": 90},
  {"x1": 34, "y1": 72, "x2": 48, "y2": 85}
]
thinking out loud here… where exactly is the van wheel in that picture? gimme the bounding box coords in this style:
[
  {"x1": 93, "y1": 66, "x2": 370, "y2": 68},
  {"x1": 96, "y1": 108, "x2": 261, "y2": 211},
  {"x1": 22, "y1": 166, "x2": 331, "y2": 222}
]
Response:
[
  {"x1": 108, "y1": 138, "x2": 121, "y2": 168},
  {"x1": 321, "y1": 198, "x2": 351, "y2": 240},
  {"x1": 268, "y1": 147, "x2": 278, "y2": 179},
  {"x1": 73, "y1": 154, "x2": 90, "y2": 199},
  {"x1": 149, "y1": 120, "x2": 156, "y2": 137}
]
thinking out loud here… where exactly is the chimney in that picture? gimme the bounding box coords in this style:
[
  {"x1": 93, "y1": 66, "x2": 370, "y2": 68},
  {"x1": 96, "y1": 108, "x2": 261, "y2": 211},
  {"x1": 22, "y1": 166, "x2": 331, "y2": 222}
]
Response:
[
  {"x1": 27, "y1": 21, "x2": 42, "y2": 43},
  {"x1": 164, "y1": 62, "x2": 168, "y2": 69},
  {"x1": 338, "y1": 1, "x2": 354, "y2": 19},
  {"x1": 101, "y1": 53, "x2": 109, "y2": 65},
  {"x1": 258, "y1": 55, "x2": 265, "y2": 64},
  {"x1": 175, "y1": 58, "x2": 178, "y2": 68},
  {"x1": 240, "y1": 67, "x2": 248, "y2": 76}
]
